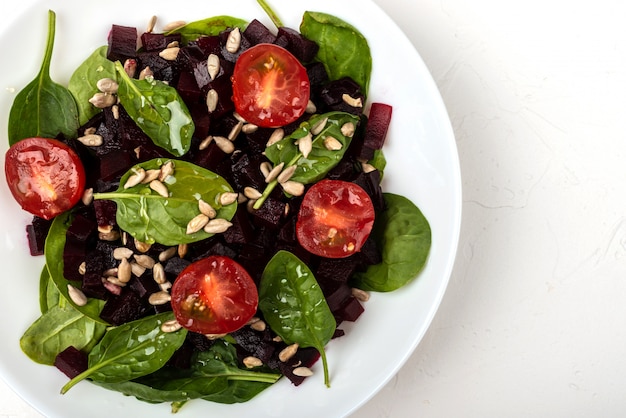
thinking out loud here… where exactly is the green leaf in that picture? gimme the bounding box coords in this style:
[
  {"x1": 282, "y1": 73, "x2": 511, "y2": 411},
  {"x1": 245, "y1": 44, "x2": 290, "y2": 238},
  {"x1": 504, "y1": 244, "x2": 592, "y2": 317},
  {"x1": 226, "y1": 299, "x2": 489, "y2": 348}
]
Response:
[
  {"x1": 351, "y1": 193, "x2": 432, "y2": 291},
  {"x1": 114, "y1": 61, "x2": 194, "y2": 157},
  {"x1": 165, "y1": 16, "x2": 248, "y2": 44},
  {"x1": 68, "y1": 46, "x2": 117, "y2": 126},
  {"x1": 39, "y1": 266, "x2": 60, "y2": 314},
  {"x1": 20, "y1": 302, "x2": 106, "y2": 365},
  {"x1": 8, "y1": 10, "x2": 79, "y2": 145},
  {"x1": 61, "y1": 312, "x2": 187, "y2": 394},
  {"x1": 45, "y1": 210, "x2": 108, "y2": 324},
  {"x1": 259, "y1": 250, "x2": 336, "y2": 387},
  {"x1": 93, "y1": 159, "x2": 237, "y2": 246},
  {"x1": 300, "y1": 11, "x2": 372, "y2": 96}
]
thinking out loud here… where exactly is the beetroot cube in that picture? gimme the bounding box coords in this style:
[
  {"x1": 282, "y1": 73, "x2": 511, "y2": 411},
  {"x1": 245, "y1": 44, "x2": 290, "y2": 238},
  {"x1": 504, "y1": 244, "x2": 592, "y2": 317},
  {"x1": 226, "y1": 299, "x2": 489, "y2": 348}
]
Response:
[
  {"x1": 141, "y1": 32, "x2": 181, "y2": 51},
  {"x1": 26, "y1": 217, "x2": 52, "y2": 256},
  {"x1": 364, "y1": 103, "x2": 393, "y2": 149},
  {"x1": 54, "y1": 346, "x2": 88, "y2": 379},
  {"x1": 276, "y1": 27, "x2": 319, "y2": 63},
  {"x1": 244, "y1": 19, "x2": 277, "y2": 45},
  {"x1": 107, "y1": 25, "x2": 138, "y2": 62},
  {"x1": 335, "y1": 297, "x2": 364, "y2": 322}
]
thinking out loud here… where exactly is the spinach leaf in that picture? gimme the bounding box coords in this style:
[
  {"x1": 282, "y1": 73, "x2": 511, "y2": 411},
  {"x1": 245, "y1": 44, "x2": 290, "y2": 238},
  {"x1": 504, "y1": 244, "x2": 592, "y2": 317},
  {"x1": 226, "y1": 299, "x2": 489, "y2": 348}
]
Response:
[
  {"x1": 114, "y1": 61, "x2": 194, "y2": 157},
  {"x1": 351, "y1": 193, "x2": 432, "y2": 291},
  {"x1": 93, "y1": 159, "x2": 237, "y2": 246},
  {"x1": 165, "y1": 16, "x2": 248, "y2": 44},
  {"x1": 45, "y1": 211, "x2": 107, "y2": 324},
  {"x1": 20, "y1": 301, "x2": 106, "y2": 365},
  {"x1": 61, "y1": 312, "x2": 187, "y2": 394},
  {"x1": 68, "y1": 46, "x2": 117, "y2": 126},
  {"x1": 300, "y1": 11, "x2": 372, "y2": 96},
  {"x1": 259, "y1": 250, "x2": 335, "y2": 387},
  {"x1": 8, "y1": 10, "x2": 79, "y2": 145},
  {"x1": 39, "y1": 266, "x2": 60, "y2": 314}
]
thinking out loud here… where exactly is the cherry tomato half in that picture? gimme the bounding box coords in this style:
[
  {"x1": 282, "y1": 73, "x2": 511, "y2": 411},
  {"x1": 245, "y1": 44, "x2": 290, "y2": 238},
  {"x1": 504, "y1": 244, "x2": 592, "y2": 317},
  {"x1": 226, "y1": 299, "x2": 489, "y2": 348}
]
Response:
[
  {"x1": 4, "y1": 137, "x2": 86, "y2": 220},
  {"x1": 232, "y1": 43, "x2": 310, "y2": 128},
  {"x1": 296, "y1": 179, "x2": 375, "y2": 259},
  {"x1": 171, "y1": 255, "x2": 258, "y2": 335}
]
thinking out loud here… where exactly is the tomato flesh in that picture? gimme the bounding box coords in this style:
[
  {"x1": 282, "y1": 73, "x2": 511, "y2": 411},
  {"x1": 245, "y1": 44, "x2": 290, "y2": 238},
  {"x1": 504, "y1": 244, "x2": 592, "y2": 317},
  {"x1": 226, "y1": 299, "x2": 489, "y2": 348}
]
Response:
[
  {"x1": 296, "y1": 179, "x2": 375, "y2": 259},
  {"x1": 4, "y1": 137, "x2": 86, "y2": 220},
  {"x1": 232, "y1": 43, "x2": 310, "y2": 128},
  {"x1": 171, "y1": 256, "x2": 258, "y2": 334}
]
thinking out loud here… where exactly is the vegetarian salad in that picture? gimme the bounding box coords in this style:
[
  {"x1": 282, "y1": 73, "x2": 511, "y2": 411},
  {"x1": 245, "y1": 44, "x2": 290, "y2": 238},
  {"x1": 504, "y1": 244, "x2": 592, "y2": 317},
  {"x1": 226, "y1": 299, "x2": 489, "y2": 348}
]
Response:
[{"x1": 3, "y1": 0, "x2": 431, "y2": 412}]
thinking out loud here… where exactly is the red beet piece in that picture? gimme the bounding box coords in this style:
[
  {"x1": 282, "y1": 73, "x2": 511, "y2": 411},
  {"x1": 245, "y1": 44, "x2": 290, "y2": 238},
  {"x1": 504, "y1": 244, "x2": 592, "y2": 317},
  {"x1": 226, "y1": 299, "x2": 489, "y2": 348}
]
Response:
[
  {"x1": 141, "y1": 32, "x2": 181, "y2": 51},
  {"x1": 26, "y1": 216, "x2": 52, "y2": 256},
  {"x1": 99, "y1": 287, "x2": 150, "y2": 325},
  {"x1": 244, "y1": 19, "x2": 277, "y2": 45},
  {"x1": 364, "y1": 103, "x2": 393, "y2": 150},
  {"x1": 334, "y1": 296, "x2": 364, "y2": 322},
  {"x1": 107, "y1": 25, "x2": 138, "y2": 62},
  {"x1": 275, "y1": 27, "x2": 319, "y2": 63},
  {"x1": 54, "y1": 346, "x2": 88, "y2": 379}
]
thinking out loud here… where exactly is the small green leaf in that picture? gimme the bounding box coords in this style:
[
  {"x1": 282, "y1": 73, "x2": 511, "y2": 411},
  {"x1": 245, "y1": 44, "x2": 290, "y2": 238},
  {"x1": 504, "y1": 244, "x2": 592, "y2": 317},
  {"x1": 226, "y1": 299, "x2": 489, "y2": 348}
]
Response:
[
  {"x1": 165, "y1": 16, "x2": 248, "y2": 44},
  {"x1": 300, "y1": 11, "x2": 372, "y2": 96},
  {"x1": 115, "y1": 61, "x2": 194, "y2": 157},
  {"x1": 68, "y1": 46, "x2": 117, "y2": 126},
  {"x1": 8, "y1": 10, "x2": 79, "y2": 145},
  {"x1": 259, "y1": 250, "x2": 335, "y2": 387},
  {"x1": 61, "y1": 312, "x2": 187, "y2": 394},
  {"x1": 351, "y1": 193, "x2": 432, "y2": 292},
  {"x1": 93, "y1": 159, "x2": 237, "y2": 246}
]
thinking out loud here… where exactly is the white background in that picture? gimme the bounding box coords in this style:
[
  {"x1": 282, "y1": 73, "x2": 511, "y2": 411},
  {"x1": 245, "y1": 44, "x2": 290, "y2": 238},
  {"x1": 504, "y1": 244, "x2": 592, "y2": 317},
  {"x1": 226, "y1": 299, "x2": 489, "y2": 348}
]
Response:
[{"x1": 2, "y1": 0, "x2": 626, "y2": 417}]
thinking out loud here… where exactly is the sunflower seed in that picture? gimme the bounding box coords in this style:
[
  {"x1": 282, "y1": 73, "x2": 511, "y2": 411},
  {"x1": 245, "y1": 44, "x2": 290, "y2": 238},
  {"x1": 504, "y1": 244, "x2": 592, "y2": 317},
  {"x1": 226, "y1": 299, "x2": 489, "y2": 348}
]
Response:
[
  {"x1": 89, "y1": 92, "x2": 116, "y2": 109},
  {"x1": 228, "y1": 121, "x2": 244, "y2": 141},
  {"x1": 219, "y1": 192, "x2": 239, "y2": 206},
  {"x1": 167, "y1": 40, "x2": 180, "y2": 49},
  {"x1": 160, "y1": 281, "x2": 172, "y2": 292},
  {"x1": 163, "y1": 20, "x2": 186, "y2": 31},
  {"x1": 134, "y1": 254, "x2": 156, "y2": 269},
  {"x1": 150, "y1": 179, "x2": 169, "y2": 198},
  {"x1": 277, "y1": 164, "x2": 296, "y2": 184},
  {"x1": 207, "y1": 54, "x2": 220, "y2": 80},
  {"x1": 311, "y1": 117, "x2": 328, "y2": 135},
  {"x1": 342, "y1": 93, "x2": 363, "y2": 108},
  {"x1": 250, "y1": 319, "x2": 266, "y2": 332},
  {"x1": 99, "y1": 230, "x2": 120, "y2": 241},
  {"x1": 225, "y1": 27, "x2": 241, "y2": 53},
  {"x1": 124, "y1": 168, "x2": 146, "y2": 189},
  {"x1": 292, "y1": 366, "x2": 313, "y2": 377},
  {"x1": 134, "y1": 238, "x2": 151, "y2": 253},
  {"x1": 341, "y1": 122, "x2": 356, "y2": 137},
  {"x1": 106, "y1": 276, "x2": 127, "y2": 287},
  {"x1": 141, "y1": 169, "x2": 161, "y2": 184},
  {"x1": 117, "y1": 257, "x2": 132, "y2": 283},
  {"x1": 297, "y1": 133, "x2": 313, "y2": 158},
  {"x1": 266, "y1": 128, "x2": 284, "y2": 147},
  {"x1": 113, "y1": 247, "x2": 134, "y2": 260},
  {"x1": 153, "y1": 262, "x2": 166, "y2": 284},
  {"x1": 361, "y1": 162, "x2": 377, "y2": 173},
  {"x1": 281, "y1": 180, "x2": 305, "y2": 196},
  {"x1": 77, "y1": 134, "x2": 104, "y2": 147},
  {"x1": 323, "y1": 136, "x2": 343, "y2": 151},
  {"x1": 131, "y1": 262, "x2": 146, "y2": 277},
  {"x1": 205, "y1": 333, "x2": 227, "y2": 340},
  {"x1": 67, "y1": 284, "x2": 88, "y2": 306},
  {"x1": 214, "y1": 135, "x2": 235, "y2": 154},
  {"x1": 305, "y1": 99, "x2": 317, "y2": 114},
  {"x1": 198, "y1": 199, "x2": 217, "y2": 218},
  {"x1": 96, "y1": 78, "x2": 119, "y2": 94},
  {"x1": 206, "y1": 89, "x2": 218, "y2": 113},
  {"x1": 186, "y1": 213, "x2": 210, "y2": 234},
  {"x1": 204, "y1": 218, "x2": 233, "y2": 234},
  {"x1": 178, "y1": 243, "x2": 188, "y2": 258},
  {"x1": 159, "y1": 160, "x2": 175, "y2": 181},
  {"x1": 139, "y1": 66, "x2": 154, "y2": 80},
  {"x1": 81, "y1": 188, "x2": 94, "y2": 206},
  {"x1": 265, "y1": 162, "x2": 284, "y2": 183},
  {"x1": 161, "y1": 319, "x2": 182, "y2": 333},
  {"x1": 159, "y1": 46, "x2": 180, "y2": 61},
  {"x1": 159, "y1": 247, "x2": 177, "y2": 262},
  {"x1": 279, "y1": 343, "x2": 299, "y2": 362},
  {"x1": 260, "y1": 161, "x2": 272, "y2": 178},
  {"x1": 243, "y1": 187, "x2": 262, "y2": 200},
  {"x1": 242, "y1": 123, "x2": 258, "y2": 134},
  {"x1": 78, "y1": 262, "x2": 86, "y2": 276},
  {"x1": 351, "y1": 287, "x2": 370, "y2": 302},
  {"x1": 112, "y1": 105, "x2": 120, "y2": 119},
  {"x1": 84, "y1": 127, "x2": 97, "y2": 135},
  {"x1": 146, "y1": 15, "x2": 157, "y2": 33},
  {"x1": 243, "y1": 356, "x2": 263, "y2": 368},
  {"x1": 149, "y1": 291, "x2": 171, "y2": 305},
  {"x1": 124, "y1": 59, "x2": 137, "y2": 78}
]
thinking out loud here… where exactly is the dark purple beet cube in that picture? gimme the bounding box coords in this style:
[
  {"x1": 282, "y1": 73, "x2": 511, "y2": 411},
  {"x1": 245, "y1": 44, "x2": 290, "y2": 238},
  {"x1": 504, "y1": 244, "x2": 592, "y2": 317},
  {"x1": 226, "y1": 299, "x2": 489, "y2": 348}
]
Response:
[
  {"x1": 230, "y1": 153, "x2": 267, "y2": 190},
  {"x1": 244, "y1": 19, "x2": 277, "y2": 45},
  {"x1": 98, "y1": 149, "x2": 133, "y2": 182},
  {"x1": 364, "y1": 103, "x2": 393, "y2": 150},
  {"x1": 231, "y1": 326, "x2": 276, "y2": 363},
  {"x1": 335, "y1": 296, "x2": 364, "y2": 322},
  {"x1": 129, "y1": 273, "x2": 161, "y2": 299},
  {"x1": 223, "y1": 206, "x2": 256, "y2": 245},
  {"x1": 141, "y1": 32, "x2": 181, "y2": 51},
  {"x1": 26, "y1": 217, "x2": 52, "y2": 256},
  {"x1": 316, "y1": 257, "x2": 358, "y2": 283},
  {"x1": 177, "y1": 70, "x2": 202, "y2": 103},
  {"x1": 191, "y1": 141, "x2": 228, "y2": 171},
  {"x1": 63, "y1": 239, "x2": 88, "y2": 282},
  {"x1": 278, "y1": 347, "x2": 320, "y2": 386},
  {"x1": 353, "y1": 170, "x2": 384, "y2": 212},
  {"x1": 93, "y1": 199, "x2": 118, "y2": 230},
  {"x1": 107, "y1": 25, "x2": 138, "y2": 62},
  {"x1": 320, "y1": 77, "x2": 365, "y2": 115},
  {"x1": 322, "y1": 282, "x2": 353, "y2": 314},
  {"x1": 276, "y1": 27, "x2": 319, "y2": 63},
  {"x1": 100, "y1": 287, "x2": 149, "y2": 325},
  {"x1": 54, "y1": 346, "x2": 88, "y2": 379},
  {"x1": 164, "y1": 257, "x2": 191, "y2": 282},
  {"x1": 253, "y1": 197, "x2": 286, "y2": 230},
  {"x1": 137, "y1": 51, "x2": 179, "y2": 85},
  {"x1": 66, "y1": 213, "x2": 97, "y2": 243},
  {"x1": 219, "y1": 29, "x2": 252, "y2": 62},
  {"x1": 195, "y1": 35, "x2": 221, "y2": 56}
]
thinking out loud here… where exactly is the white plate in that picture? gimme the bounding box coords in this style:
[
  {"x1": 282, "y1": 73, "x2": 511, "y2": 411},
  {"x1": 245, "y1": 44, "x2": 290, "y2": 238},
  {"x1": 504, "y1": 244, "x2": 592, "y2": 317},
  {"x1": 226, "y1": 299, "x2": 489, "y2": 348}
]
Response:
[{"x1": 0, "y1": 0, "x2": 461, "y2": 417}]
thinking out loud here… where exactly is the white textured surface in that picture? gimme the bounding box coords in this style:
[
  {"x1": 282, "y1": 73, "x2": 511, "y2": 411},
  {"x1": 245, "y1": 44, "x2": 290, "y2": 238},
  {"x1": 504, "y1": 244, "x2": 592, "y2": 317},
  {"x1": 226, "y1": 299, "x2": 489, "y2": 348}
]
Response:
[{"x1": 2, "y1": 0, "x2": 625, "y2": 417}]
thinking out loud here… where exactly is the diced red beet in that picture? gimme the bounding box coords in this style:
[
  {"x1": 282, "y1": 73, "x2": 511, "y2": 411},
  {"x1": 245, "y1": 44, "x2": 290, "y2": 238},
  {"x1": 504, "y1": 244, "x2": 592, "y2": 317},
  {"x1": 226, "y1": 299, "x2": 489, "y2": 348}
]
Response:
[
  {"x1": 194, "y1": 35, "x2": 222, "y2": 56},
  {"x1": 54, "y1": 346, "x2": 88, "y2": 379},
  {"x1": 363, "y1": 103, "x2": 393, "y2": 150},
  {"x1": 26, "y1": 217, "x2": 52, "y2": 256},
  {"x1": 176, "y1": 70, "x2": 202, "y2": 104},
  {"x1": 320, "y1": 77, "x2": 365, "y2": 115},
  {"x1": 277, "y1": 346, "x2": 320, "y2": 386},
  {"x1": 141, "y1": 32, "x2": 181, "y2": 51},
  {"x1": 187, "y1": 331, "x2": 217, "y2": 352},
  {"x1": 230, "y1": 153, "x2": 267, "y2": 190},
  {"x1": 219, "y1": 29, "x2": 252, "y2": 63},
  {"x1": 63, "y1": 239, "x2": 88, "y2": 282},
  {"x1": 188, "y1": 237, "x2": 238, "y2": 261},
  {"x1": 252, "y1": 197, "x2": 286, "y2": 230},
  {"x1": 66, "y1": 213, "x2": 97, "y2": 243},
  {"x1": 353, "y1": 169, "x2": 385, "y2": 212},
  {"x1": 93, "y1": 199, "x2": 118, "y2": 231},
  {"x1": 276, "y1": 27, "x2": 319, "y2": 63},
  {"x1": 129, "y1": 273, "x2": 161, "y2": 299},
  {"x1": 355, "y1": 235, "x2": 382, "y2": 267},
  {"x1": 136, "y1": 51, "x2": 179, "y2": 85},
  {"x1": 99, "y1": 287, "x2": 150, "y2": 325},
  {"x1": 244, "y1": 19, "x2": 277, "y2": 45},
  {"x1": 334, "y1": 296, "x2": 364, "y2": 322},
  {"x1": 231, "y1": 326, "x2": 276, "y2": 363},
  {"x1": 107, "y1": 25, "x2": 138, "y2": 62},
  {"x1": 236, "y1": 243, "x2": 271, "y2": 282},
  {"x1": 163, "y1": 257, "x2": 191, "y2": 282},
  {"x1": 223, "y1": 206, "x2": 256, "y2": 245},
  {"x1": 321, "y1": 281, "x2": 353, "y2": 314},
  {"x1": 316, "y1": 257, "x2": 358, "y2": 283},
  {"x1": 98, "y1": 149, "x2": 133, "y2": 182}
]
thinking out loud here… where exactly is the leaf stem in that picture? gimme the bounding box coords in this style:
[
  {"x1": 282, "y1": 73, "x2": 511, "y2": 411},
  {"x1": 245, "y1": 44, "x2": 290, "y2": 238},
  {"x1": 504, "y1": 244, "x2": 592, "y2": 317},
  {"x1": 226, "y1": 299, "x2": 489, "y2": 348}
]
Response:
[
  {"x1": 40, "y1": 10, "x2": 56, "y2": 76},
  {"x1": 256, "y1": 0, "x2": 283, "y2": 28}
]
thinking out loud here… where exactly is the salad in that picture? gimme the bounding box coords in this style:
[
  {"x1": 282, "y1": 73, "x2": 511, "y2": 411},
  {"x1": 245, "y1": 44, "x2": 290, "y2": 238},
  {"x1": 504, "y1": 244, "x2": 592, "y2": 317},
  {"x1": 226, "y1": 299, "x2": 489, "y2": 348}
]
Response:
[{"x1": 4, "y1": 0, "x2": 432, "y2": 412}]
